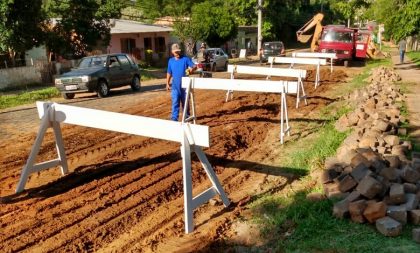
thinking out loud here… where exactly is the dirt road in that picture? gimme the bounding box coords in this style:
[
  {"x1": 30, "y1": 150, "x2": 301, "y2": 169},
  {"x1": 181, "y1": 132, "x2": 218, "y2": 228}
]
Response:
[{"x1": 0, "y1": 67, "x2": 349, "y2": 252}]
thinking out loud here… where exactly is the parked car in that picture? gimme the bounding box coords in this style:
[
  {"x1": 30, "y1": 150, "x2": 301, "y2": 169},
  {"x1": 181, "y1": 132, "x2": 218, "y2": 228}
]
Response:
[
  {"x1": 259, "y1": 41, "x2": 286, "y2": 63},
  {"x1": 54, "y1": 53, "x2": 141, "y2": 99},
  {"x1": 193, "y1": 48, "x2": 228, "y2": 72}
]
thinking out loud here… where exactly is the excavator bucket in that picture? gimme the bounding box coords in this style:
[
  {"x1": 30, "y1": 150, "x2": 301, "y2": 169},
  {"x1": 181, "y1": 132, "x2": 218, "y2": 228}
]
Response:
[{"x1": 297, "y1": 34, "x2": 313, "y2": 43}]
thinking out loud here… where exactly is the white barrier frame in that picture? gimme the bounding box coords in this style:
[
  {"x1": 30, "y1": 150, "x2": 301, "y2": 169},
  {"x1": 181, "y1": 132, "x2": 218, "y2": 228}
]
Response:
[
  {"x1": 16, "y1": 102, "x2": 230, "y2": 234},
  {"x1": 292, "y1": 52, "x2": 337, "y2": 73},
  {"x1": 268, "y1": 57, "x2": 327, "y2": 88},
  {"x1": 227, "y1": 64, "x2": 307, "y2": 108},
  {"x1": 181, "y1": 77, "x2": 296, "y2": 144}
]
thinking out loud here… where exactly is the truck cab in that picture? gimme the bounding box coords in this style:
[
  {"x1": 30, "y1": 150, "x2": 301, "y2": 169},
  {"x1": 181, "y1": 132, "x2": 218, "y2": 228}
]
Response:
[{"x1": 318, "y1": 25, "x2": 354, "y2": 64}]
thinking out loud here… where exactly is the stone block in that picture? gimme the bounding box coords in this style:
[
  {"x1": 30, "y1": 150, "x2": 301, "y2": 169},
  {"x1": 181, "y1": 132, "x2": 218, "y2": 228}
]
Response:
[
  {"x1": 351, "y1": 164, "x2": 370, "y2": 183},
  {"x1": 377, "y1": 147, "x2": 386, "y2": 154},
  {"x1": 350, "y1": 153, "x2": 371, "y2": 169},
  {"x1": 401, "y1": 165, "x2": 420, "y2": 183},
  {"x1": 347, "y1": 112, "x2": 360, "y2": 126},
  {"x1": 356, "y1": 176, "x2": 383, "y2": 199},
  {"x1": 384, "y1": 135, "x2": 400, "y2": 146},
  {"x1": 387, "y1": 205, "x2": 407, "y2": 224},
  {"x1": 379, "y1": 167, "x2": 398, "y2": 181},
  {"x1": 392, "y1": 145, "x2": 408, "y2": 157},
  {"x1": 384, "y1": 155, "x2": 400, "y2": 169},
  {"x1": 333, "y1": 199, "x2": 349, "y2": 219},
  {"x1": 389, "y1": 184, "x2": 406, "y2": 204},
  {"x1": 376, "y1": 217, "x2": 402, "y2": 237},
  {"x1": 335, "y1": 115, "x2": 350, "y2": 132},
  {"x1": 409, "y1": 210, "x2": 420, "y2": 225},
  {"x1": 336, "y1": 147, "x2": 357, "y2": 164},
  {"x1": 321, "y1": 168, "x2": 339, "y2": 184},
  {"x1": 338, "y1": 175, "x2": 358, "y2": 192},
  {"x1": 404, "y1": 183, "x2": 417, "y2": 193},
  {"x1": 364, "y1": 201, "x2": 387, "y2": 223},
  {"x1": 349, "y1": 200, "x2": 367, "y2": 223},
  {"x1": 359, "y1": 136, "x2": 377, "y2": 148},
  {"x1": 345, "y1": 190, "x2": 362, "y2": 202},
  {"x1": 371, "y1": 160, "x2": 388, "y2": 174},
  {"x1": 413, "y1": 228, "x2": 420, "y2": 243},
  {"x1": 306, "y1": 192, "x2": 326, "y2": 202},
  {"x1": 405, "y1": 193, "x2": 419, "y2": 211},
  {"x1": 402, "y1": 141, "x2": 412, "y2": 151},
  {"x1": 374, "y1": 119, "x2": 390, "y2": 132}
]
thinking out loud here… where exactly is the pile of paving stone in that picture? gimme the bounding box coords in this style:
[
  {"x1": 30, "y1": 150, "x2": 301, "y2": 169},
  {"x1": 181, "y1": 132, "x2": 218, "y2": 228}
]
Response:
[{"x1": 321, "y1": 67, "x2": 420, "y2": 241}]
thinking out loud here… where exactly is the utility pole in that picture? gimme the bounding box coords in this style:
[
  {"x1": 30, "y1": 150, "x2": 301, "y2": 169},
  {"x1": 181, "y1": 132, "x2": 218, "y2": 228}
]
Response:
[{"x1": 257, "y1": 0, "x2": 263, "y2": 54}]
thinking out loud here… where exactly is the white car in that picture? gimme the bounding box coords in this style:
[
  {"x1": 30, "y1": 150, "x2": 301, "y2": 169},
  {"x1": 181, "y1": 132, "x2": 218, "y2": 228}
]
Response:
[{"x1": 193, "y1": 48, "x2": 229, "y2": 72}]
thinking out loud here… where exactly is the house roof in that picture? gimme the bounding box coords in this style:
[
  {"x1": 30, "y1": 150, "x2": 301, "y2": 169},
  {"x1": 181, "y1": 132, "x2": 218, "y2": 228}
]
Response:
[{"x1": 111, "y1": 19, "x2": 173, "y2": 34}]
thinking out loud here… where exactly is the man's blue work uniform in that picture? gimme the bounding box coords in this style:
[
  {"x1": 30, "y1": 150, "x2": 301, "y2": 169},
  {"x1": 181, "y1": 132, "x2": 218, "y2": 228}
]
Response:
[{"x1": 167, "y1": 55, "x2": 194, "y2": 121}]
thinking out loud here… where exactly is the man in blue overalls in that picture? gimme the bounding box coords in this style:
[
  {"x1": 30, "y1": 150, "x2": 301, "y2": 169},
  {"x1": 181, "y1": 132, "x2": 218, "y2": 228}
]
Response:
[{"x1": 166, "y1": 43, "x2": 196, "y2": 121}]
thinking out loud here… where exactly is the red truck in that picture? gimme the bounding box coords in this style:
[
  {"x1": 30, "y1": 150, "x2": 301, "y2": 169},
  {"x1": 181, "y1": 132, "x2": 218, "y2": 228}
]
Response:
[{"x1": 297, "y1": 13, "x2": 369, "y2": 66}]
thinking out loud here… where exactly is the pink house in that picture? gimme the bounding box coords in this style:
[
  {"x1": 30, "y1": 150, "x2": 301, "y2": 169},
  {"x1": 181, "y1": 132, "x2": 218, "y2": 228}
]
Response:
[{"x1": 108, "y1": 19, "x2": 173, "y2": 61}]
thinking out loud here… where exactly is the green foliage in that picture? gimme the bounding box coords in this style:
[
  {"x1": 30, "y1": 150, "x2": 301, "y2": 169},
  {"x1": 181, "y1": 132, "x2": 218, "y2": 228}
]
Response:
[
  {"x1": 45, "y1": 0, "x2": 125, "y2": 58},
  {"x1": 190, "y1": 1, "x2": 237, "y2": 46},
  {"x1": 0, "y1": 87, "x2": 60, "y2": 109},
  {"x1": 0, "y1": 0, "x2": 46, "y2": 60},
  {"x1": 366, "y1": 0, "x2": 420, "y2": 41}
]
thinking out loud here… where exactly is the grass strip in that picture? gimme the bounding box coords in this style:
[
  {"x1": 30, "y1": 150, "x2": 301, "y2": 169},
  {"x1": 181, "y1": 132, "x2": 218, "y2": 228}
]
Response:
[
  {"x1": 407, "y1": 51, "x2": 420, "y2": 67},
  {"x1": 0, "y1": 87, "x2": 60, "y2": 109}
]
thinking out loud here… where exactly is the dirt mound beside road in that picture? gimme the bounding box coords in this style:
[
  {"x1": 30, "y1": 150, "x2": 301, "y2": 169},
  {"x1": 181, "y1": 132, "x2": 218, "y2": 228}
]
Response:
[{"x1": 0, "y1": 68, "x2": 347, "y2": 252}]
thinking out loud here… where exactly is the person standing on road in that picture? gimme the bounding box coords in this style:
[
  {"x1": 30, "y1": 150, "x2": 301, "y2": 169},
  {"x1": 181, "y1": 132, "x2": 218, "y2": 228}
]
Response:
[
  {"x1": 398, "y1": 38, "x2": 407, "y2": 64},
  {"x1": 166, "y1": 43, "x2": 196, "y2": 121}
]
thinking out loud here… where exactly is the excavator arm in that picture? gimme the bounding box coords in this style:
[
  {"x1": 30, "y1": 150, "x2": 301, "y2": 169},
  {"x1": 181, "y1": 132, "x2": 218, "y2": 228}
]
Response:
[{"x1": 296, "y1": 13, "x2": 324, "y2": 52}]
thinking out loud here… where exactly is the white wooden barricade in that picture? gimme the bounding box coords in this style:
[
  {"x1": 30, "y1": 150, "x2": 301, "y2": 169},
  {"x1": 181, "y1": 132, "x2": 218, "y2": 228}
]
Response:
[
  {"x1": 227, "y1": 64, "x2": 307, "y2": 108},
  {"x1": 16, "y1": 101, "x2": 230, "y2": 234},
  {"x1": 181, "y1": 77, "x2": 298, "y2": 144},
  {"x1": 268, "y1": 57, "x2": 327, "y2": 88},
  {"x1": 292, "y1": 52, "x2": 337, "y2": 73}
]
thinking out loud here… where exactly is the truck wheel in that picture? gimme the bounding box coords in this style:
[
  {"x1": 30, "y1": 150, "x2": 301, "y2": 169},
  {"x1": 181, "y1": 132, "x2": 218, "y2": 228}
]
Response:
[
  {"x1": 97, "y1": 80, "x2": 109, "y2": 98},
  {"x1": 63, "y1": 93, "x2": 75, "y2": 99},
  {"x1": 344, "y1": 60, "x2": 349, "y2": 67},
  {"x1": 131, "y1": 76, "x2": 141, "y2": 91}
]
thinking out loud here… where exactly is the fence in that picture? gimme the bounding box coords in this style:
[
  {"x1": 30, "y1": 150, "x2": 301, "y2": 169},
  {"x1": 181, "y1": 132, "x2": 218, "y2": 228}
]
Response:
[{"x1": 0, "y1": 60, "x2": 63, "y2": 90}]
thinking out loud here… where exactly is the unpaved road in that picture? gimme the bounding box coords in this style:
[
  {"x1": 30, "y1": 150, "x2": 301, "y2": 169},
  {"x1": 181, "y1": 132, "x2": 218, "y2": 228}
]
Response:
[{"x1": 0, "y1": 67, "x2": 350, "y2": 252}]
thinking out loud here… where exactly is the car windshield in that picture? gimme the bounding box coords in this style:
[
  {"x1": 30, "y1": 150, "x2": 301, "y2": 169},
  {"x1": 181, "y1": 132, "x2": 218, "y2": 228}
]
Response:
[
  {"x1": 78, "y1": 56, "x2": 107, "y2": 68},
  {"x1": 322, "y1": 31, "x2": 353, "y2": 43},
  {"x1": 263, "y1": 43, "x2": 283, "y2": 50}
]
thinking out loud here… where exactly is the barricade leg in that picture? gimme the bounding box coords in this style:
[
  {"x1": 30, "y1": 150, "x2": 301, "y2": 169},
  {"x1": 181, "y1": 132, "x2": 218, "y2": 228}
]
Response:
[
  {"x1": 315, "y1": 64, "x2": 320, "y2": 88},
  {"x1": 52, "y1": 121, "x2": 69, "y2": 175},
  {"x1": 181, "y1": 135, "x2": 194, "y2": 233},
  {"x1": 193, "y1": 146, "x2": 230, "y2": 207},
  {"x1": 16, "y1": 111, "x2": 51, "y2": 193}
]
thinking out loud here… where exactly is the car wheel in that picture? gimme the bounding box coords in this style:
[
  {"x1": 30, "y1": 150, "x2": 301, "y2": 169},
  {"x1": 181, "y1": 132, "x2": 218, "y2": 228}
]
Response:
[
  {"x1": 131, "y1": 76, "x2": 141, "y2": 91},
  {"x1": 223, "y1": 62, "x2": 228, "y2": 71},
  {"x1": 62, "y1": 93, "x2": 75, "y2": 99},
  {"x1": 97, "y1": 80, "x2": 109, "y2": 98}
]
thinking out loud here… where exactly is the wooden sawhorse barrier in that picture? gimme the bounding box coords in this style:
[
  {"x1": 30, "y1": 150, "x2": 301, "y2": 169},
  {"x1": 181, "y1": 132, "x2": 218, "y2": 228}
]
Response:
[
  {"x1": 181, "y1": 77, "x2": 298, "y2": 144},
  {"x1": 16, "y1": 101, "x2": 230, "y2": 234},
  {"x1": 292, "y1": 52, "x2": 337, "y2": 73},
  {"x1": 227, "y1": 64, "x2": 307, "y2": 108},
  {"x1": 268, "y1": 56, "x2": 327, "y2": 88}
]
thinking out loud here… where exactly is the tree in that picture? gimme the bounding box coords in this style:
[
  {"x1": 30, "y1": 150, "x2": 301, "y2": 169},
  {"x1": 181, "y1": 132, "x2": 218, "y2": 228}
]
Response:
[
  {"x1": 366, "y1": 0, "x2": 420, "y2": 41},
  {"x1": 0, "y1": 0, "x2": 46, "y2": 65},
  {"x1": 45, "y1": 0, "x2": 125, "y2": 58}
]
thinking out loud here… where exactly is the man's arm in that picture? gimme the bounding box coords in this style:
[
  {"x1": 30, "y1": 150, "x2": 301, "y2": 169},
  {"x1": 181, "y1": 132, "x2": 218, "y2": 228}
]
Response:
[{"x1": 166, "y1": 73, "x2": 172, "y2": 91}]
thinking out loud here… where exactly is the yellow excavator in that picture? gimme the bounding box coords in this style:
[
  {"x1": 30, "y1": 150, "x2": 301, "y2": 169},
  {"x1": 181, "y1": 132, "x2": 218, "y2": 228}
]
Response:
[{"x1": 296, "y1": 13, "x2": 325, "y2": 52}]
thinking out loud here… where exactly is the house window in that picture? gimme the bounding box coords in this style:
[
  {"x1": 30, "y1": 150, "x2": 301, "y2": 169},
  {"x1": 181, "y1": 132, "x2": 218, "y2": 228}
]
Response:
[
  {"x1": 154, "y1": 37, "x2": 166, "y2": 53},
  {"x1": 144, "y1": 38, "x2": 152, "y2": 50},
  {"x1": 121, "y1": 38, "x2": 136, "y2": 54}
]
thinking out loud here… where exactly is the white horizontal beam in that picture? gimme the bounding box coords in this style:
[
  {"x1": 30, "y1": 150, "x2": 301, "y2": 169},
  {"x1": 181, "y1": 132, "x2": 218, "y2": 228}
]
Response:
[
  {"x1": 192, "y1": 187, "x2": 217, "y2": 210},
  {"x1": 292, "y1": 52, "x2": 337, "y2": 59},
  {"x1": 36, "y1": 102, "x2": 210, "y2": 147},
  {"x1": 182, "y1": 77, "x2": 298, "y2": 94},
  {"x1": 227, "y1": 65, "x2": 306, "y2": 78},
  {"x1": 269, "y1": 57, "x2": 327, "y2": 65}
]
